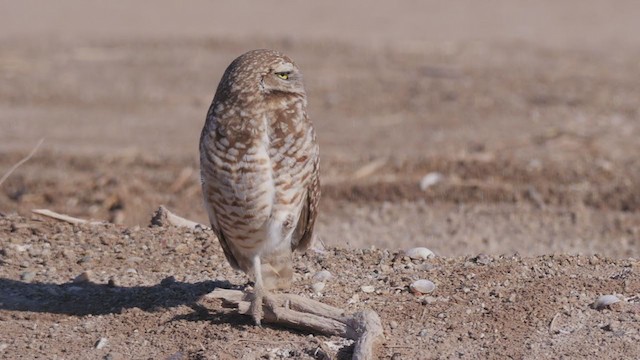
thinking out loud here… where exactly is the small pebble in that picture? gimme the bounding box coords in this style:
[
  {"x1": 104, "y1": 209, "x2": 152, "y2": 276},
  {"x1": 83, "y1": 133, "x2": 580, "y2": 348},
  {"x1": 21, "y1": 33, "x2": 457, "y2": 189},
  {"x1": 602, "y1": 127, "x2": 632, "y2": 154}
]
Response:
[
  {"x1": 410, "y1": 279, "x2": 436, "y2": 294},
  {"x1": 421, "y1": 296, "x2": 437, "y2": 305},
  {"x1": 323, "y1": 339, "x2": 353, "y2": 352},
  {"x1": 473, "y1": 253, "x2": 492, "y2": 265},
  {"x1": 126, "y1": 256, "x2": 143, "y2": 264},
  {"x1": 601, "y1": 321, "x2": 620, "y2": 332},
  {"x1": 404, "y1": 247, "x2": 435, "y2": 260},
  {"x1": 419, "y1": 172, "x2": 443, "y2": 191},
  {"x1": 389, "y1": 320, "x2": 398, "y2": 329},
  {"x1": 174, "y1": 244, "x2": 189, "y2": 254},
  {"x1": 21, "y1": 271, "x2": 36, "y2": 282},
  {"x1": 312, "y1": 270, "x2": 332, "y2": 282},
  {"x1": 62, "y1": 249, "x2": 75, "y2": 259},
  {"x1": 418, "y1": 329, "x2": 429, "y2": 337},
  {"x1": 74, "y1": 271, "x2": 94, "y2": 283},
  {"x1": 311, "y1": 282, "x2": 325, "y2": 294},
  {"x1": 166, "y1": 351, "x2": 183, "y2": 360},
  {"x1": 77, "y1": 255, "x2": 92, "y2": 264},
  {"x1": 415, "y1": 264, "x2": 435, "y2": 271},
  {"x1": 0, "y1": 247, "x2": 13, "y2": 258},
  {"x1": 361, "y1": 285, "x2": 375, "y2": 293},
  {"x1": 592, "y1": 295, "x2": 620, "y2": 310},
  {"x1": 14, "y1": 244, "x2": 30, "y2": 252},
  {"x1": 348, "y1": 294, "x2": 360, "y2": 304},
  {"x1": 95, "y1": 337, "x2": 108, "y2": 350}
]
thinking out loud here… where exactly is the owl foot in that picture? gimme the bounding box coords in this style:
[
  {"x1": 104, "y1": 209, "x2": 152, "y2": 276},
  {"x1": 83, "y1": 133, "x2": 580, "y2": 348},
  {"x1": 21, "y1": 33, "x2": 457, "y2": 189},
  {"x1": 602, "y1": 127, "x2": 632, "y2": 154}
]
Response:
[
  {"x1": 250, "y1": 289, "x2": 264, "y2": 326},
  {"x1": 250, "y1": 291, "x2": 280, "y2": 326},
  {"x1": 251, "y1": 255, "x2": 266, "y2": 326}
]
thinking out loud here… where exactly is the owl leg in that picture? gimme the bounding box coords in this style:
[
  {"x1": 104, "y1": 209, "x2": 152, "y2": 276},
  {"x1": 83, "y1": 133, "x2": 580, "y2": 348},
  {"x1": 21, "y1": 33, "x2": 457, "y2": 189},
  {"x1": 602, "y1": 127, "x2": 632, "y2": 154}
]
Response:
[{"x1": 250, "y1": 255, "x2": 265, "y2": 326}]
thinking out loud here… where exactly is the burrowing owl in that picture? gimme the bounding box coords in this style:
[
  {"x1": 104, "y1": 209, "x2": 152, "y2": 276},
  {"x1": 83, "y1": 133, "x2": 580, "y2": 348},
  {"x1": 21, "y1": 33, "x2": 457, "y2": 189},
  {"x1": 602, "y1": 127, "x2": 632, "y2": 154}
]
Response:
[{"x1": 199, "y1": 49, "x2": 320, "y2": 324}]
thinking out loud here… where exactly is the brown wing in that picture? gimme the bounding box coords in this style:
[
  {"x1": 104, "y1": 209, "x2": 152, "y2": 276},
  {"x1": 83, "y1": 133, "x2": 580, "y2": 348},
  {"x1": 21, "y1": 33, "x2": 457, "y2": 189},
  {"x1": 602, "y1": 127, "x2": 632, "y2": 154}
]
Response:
[
  {"x1": 215, "y1": 229, "x2": 241, "y2": 270},
  {"x1": 291, "y1": 147, "x2": 320, "y2": 252},
  {"x1": 200, "y1": 123, "x2": 241, "y2": 271},
  {"x1": 206, "y1": 205, "x2": 241, "y2": 270}
]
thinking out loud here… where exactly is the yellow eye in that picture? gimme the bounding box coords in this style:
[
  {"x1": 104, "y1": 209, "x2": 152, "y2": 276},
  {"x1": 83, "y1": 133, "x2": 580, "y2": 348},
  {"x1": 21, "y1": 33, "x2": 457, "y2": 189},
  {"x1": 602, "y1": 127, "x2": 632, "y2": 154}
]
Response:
[{"x1": 276, "y1": 72, "x2": 289, "y2": 80}]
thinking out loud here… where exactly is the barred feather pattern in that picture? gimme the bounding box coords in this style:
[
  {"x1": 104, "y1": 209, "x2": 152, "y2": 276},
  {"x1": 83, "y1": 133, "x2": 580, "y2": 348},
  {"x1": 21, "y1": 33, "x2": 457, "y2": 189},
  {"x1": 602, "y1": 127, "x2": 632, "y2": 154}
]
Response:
[{"x1": 199, "y1": 49, "x2": 320, "y2": 290}]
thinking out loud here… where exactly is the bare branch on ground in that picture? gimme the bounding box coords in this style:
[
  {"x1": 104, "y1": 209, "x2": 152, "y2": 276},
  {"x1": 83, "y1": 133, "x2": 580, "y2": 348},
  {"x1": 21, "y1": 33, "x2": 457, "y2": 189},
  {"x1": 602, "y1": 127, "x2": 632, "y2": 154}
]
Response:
[
  {"x1": 150, "y1": 205, "x2": 207, "y2": 230},
  {"x1": 207, "y1": 288, "x2": 384, "y2": 360},
  {"x1": 0, "y1": 138, "x2": 44, "y2": 186},
  {"x1": 31, "y1": 209, "x2": 104, "y2": 225}
]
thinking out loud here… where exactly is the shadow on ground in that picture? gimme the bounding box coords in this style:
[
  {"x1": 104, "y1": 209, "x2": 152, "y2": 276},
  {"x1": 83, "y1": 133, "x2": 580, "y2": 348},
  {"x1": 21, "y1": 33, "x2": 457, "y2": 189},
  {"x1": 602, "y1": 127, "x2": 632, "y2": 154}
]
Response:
[
  {"x1": 0, "y1": 277, "x2": 352, "y2": 359},
  {"x1": 0, "y1": 277, "x2": 238, "y2": 316}
]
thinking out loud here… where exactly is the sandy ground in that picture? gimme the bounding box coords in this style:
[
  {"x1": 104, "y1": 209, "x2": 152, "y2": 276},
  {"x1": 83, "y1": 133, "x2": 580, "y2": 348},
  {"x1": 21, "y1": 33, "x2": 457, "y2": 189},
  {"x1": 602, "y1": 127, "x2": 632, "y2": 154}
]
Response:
[{"x1": 1, "y1": 2, "x2": 640, "y2": 359}]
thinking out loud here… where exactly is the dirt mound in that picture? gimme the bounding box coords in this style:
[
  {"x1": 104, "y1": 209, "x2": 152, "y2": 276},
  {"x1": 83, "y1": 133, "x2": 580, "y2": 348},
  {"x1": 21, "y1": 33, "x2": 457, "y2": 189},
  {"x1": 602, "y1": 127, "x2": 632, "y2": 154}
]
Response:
[{"x1": 0, "y1": 213, "x2": 638, "y2": 359}]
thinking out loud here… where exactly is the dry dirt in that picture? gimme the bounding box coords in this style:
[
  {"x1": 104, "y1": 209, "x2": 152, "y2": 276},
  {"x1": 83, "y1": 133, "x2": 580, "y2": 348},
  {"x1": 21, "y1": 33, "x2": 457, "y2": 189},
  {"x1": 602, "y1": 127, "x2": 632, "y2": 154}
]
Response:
[{"x1": 1, "y1": 2, "x2": 640, "y2": 359}]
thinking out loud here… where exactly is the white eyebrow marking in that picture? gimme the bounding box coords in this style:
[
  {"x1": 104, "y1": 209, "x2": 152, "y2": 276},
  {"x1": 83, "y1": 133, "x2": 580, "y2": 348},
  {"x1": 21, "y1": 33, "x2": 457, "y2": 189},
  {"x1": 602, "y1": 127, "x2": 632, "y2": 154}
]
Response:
[{"x1": 273, "y1": 63, "x2": 294, "y2": 73}]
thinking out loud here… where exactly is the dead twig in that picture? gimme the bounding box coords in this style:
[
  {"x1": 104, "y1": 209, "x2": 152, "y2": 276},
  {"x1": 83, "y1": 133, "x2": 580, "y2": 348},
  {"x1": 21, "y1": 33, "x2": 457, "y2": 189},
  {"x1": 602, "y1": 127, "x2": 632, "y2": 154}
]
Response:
[
  {"x1": 150, "y1": 205, "x2": 207, "y2": 230},
  {"x1": 31, "y1": 209, "x2": 104, "y2": 225},
  {"x1": 0, "y1": 138, "x2": 44, "y2": 186},
  {"x1": 549, "y1": 312, "x2": 561, "y2": 334},
  {"x1": 206, "y1": 288, "x2": 384, "y2": 360},
  {"x1": 30, "y1": 206, "x2": 204, "y2": 229}
]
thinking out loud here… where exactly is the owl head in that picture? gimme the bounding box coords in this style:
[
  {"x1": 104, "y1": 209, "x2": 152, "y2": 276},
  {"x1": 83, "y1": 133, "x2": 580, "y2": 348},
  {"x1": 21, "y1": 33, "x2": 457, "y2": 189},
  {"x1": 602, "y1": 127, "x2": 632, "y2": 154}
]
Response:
[{"x1": 217, "y1": 49, "x2": 306, "y2": 102}]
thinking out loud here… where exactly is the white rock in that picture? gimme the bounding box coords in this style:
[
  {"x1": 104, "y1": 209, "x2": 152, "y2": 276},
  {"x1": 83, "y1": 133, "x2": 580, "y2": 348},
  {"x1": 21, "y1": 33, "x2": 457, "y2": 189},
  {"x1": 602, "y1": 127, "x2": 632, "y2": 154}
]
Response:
[
  {"x1": 14, "y1": 244, "x2": 31, "y2": 252},
  {"x1": 422, "y1": 296, "x2": 437, "y2": 305},
  {"x1": 312, "y1": 270, "x2": 332, "y2": 282},
  {"x1": 404, "y1": 247, "x2": 435, "y2": 260},
  {"x1": 419, "y1": 172, "x2": 443, "y2": 191},
  {"x1": 21, "y1": 271, "x2": 36, "y2": 282},
  {"x1": 593, "y1": 295, "x2": 620, "y2": 310},
  {"x1": 410, "y1": 279, "x2": 436, "y2": 294},
  {"x1": 361, "y1": 285, "x2": 375, "y2": 293},
  {"x1": 95, "y1": 337, "x2": 108, "y2": 350},
  {"x1": 74, "y1": 271, "x2": 93, "y2": 283},
  {"x1": 311, "y1": 282, "x2": 325, "y2": 294},
  {"x1": 348, "y1": 294, "x2": 360, "y2": 304},
  {"x1": 323, "y1": 338, "x2": 354, "y2": 352}
]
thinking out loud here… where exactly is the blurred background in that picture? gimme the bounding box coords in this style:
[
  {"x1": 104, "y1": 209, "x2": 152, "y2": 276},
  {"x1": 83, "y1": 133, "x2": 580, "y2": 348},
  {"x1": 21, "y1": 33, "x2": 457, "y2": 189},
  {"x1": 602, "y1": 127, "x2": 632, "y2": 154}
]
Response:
[{"x1": 1, "y1": 1, "x2": 639, "y2": 257}]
